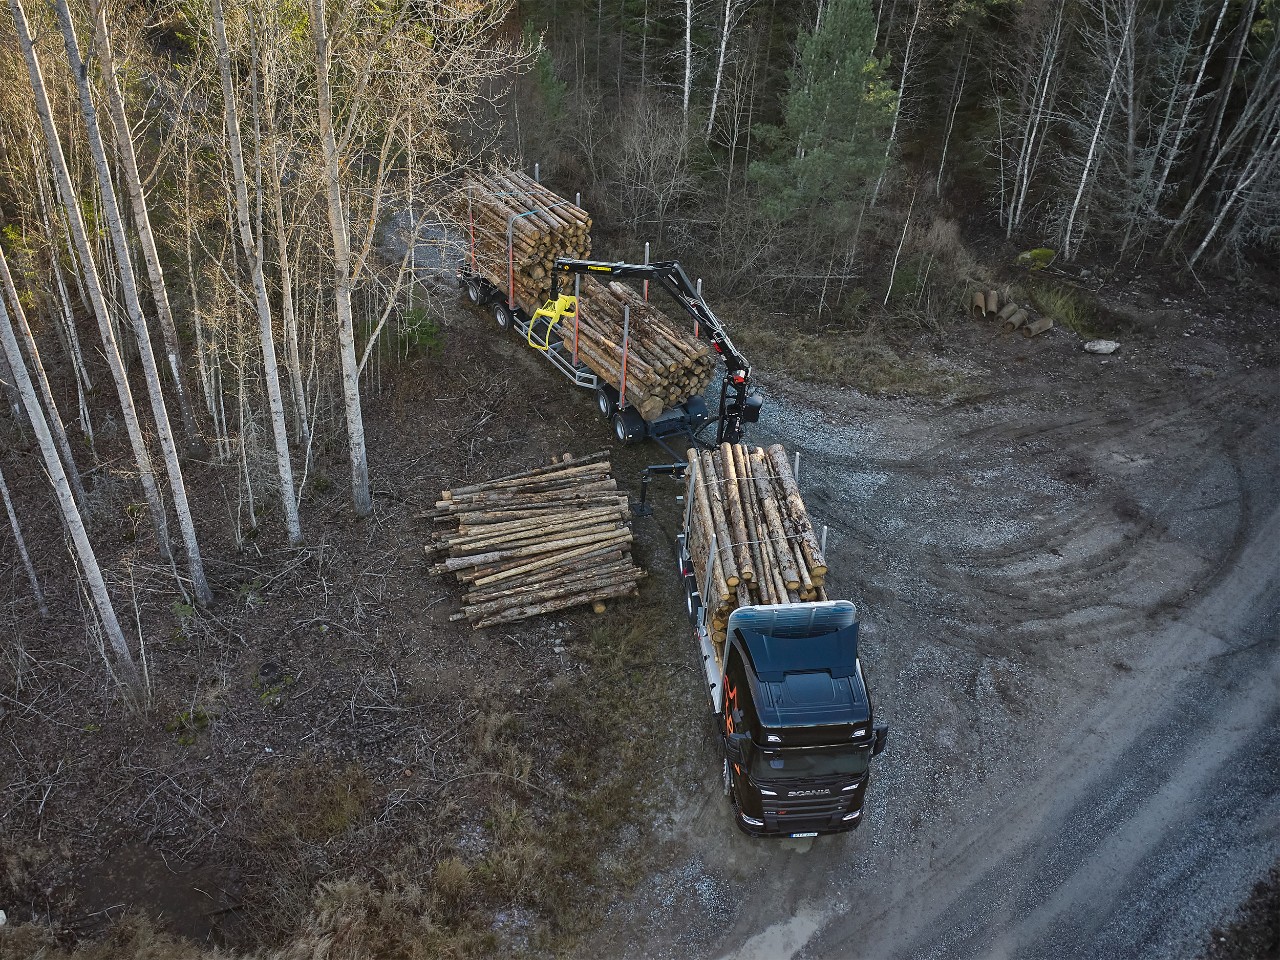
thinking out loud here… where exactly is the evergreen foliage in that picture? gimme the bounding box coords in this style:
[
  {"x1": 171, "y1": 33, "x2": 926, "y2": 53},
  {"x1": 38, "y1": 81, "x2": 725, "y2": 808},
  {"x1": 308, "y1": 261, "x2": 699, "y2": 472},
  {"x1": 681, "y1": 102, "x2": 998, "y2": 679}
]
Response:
[{"x1": 748, "y1": 0, "x2": 895, "y2": 233}]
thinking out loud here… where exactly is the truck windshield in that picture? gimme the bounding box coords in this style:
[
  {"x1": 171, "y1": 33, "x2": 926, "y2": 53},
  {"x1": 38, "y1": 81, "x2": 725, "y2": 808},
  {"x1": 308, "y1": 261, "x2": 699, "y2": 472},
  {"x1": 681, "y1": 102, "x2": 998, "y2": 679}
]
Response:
[{"x1": 751, "y1": 745, "x2": 870, "y2": 781}]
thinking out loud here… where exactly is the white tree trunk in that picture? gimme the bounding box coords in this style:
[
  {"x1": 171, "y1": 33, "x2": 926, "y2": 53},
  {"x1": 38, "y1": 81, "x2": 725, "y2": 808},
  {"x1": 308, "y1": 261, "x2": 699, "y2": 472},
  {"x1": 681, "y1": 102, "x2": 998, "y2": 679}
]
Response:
[
  {"x1": 89, "y1": 0, "x2": 199, "y2": 443},
  {"x1": 1063, "y1": 9, "x2": 1133, "y2": 259},
  {"x1": 683, "y1": 0, "x2": 694, "y2": 125},
  {"x1": 871, "y1": 0, "x2": 921, "y2": 208},
  {"x1": 936, "y1": 32, "x2": 970, "y2": 197},
  {"x1": 6, "y1": 0, "x2": 173, "y2": 562},
  {"x1": 1188, "y1": 120, "x2": 1280, "y2": 266},
  {"x1": 1149, "y1": 0, "x2": 1231, "y2": 213},
  {"x1": 312, "y1": 0, "x2": 373, "y2": 517},
  {"x1": 0, "y1": 247, "x2": 87, "y2": 511},
  {"x1": 54, "y1": 0, "x2": 213, "y2": 605},
  {"x1": 211, "y1": 0, "x2": 305, "y2": 543},
  {"x1": 0, "y1": 292, "x2": 140, "y2": 691},
  {"x1": 706, "y1": 0, "x2": 734, "y2": 138},
  {"x1": 0, "y1": 462, "x2": 47, "y2": 618}
]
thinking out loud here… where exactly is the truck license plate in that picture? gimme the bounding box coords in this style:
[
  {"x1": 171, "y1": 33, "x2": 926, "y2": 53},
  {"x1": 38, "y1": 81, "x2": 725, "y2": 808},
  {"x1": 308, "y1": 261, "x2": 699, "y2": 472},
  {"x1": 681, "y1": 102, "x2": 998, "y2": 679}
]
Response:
[{"x1": 790, "y1": 832, "x2": 818, "y2": 838}]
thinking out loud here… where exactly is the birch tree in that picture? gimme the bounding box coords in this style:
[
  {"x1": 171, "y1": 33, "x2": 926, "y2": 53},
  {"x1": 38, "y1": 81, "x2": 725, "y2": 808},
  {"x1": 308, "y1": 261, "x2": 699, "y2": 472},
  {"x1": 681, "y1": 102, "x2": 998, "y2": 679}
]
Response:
[
  {"x1": 210, "y1": 0, "x2": 304, "y2": 543},
  {"x1": 0, "y1": 285, "x2": 141, "y2": 692},
  {"x1": 0, "y1": 461, "x2": 46, "y2": 618},
  {"x1": 6, "y1": 0, "x2": 173, "y2": 561},
  {"x1": 311, "y1": 0, "x2": 372, "y2": 517},
  {"x1": 53, "y1": 0, "x2": 213, "y2": 605},
  {"x1": 0, "y1": 244, "x2": 86, "y2": 511},
  {"x1": 88, "y1": 0, "x2": 199, "y2": 442}
]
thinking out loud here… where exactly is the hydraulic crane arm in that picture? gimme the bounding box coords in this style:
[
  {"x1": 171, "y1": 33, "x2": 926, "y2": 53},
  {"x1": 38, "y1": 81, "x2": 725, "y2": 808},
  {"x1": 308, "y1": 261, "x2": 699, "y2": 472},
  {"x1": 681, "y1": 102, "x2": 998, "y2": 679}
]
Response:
[{"x1": 550, "y1": 258, "x2": 762, "y2": 444}]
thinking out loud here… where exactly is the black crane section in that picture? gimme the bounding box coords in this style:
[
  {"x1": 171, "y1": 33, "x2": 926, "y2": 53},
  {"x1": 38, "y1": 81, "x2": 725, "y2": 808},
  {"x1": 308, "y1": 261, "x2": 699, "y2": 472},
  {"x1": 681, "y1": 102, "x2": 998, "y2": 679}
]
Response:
[{"x1": 550, "y1": 258, "x2": 762, "y2": 444}]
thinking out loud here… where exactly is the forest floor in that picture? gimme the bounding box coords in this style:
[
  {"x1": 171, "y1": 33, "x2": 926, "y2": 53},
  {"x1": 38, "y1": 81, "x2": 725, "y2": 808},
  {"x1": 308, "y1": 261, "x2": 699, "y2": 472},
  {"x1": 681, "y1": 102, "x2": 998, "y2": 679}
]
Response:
[{"x1": 1, "y1": 263, "x2": 1278, "y2": 959}]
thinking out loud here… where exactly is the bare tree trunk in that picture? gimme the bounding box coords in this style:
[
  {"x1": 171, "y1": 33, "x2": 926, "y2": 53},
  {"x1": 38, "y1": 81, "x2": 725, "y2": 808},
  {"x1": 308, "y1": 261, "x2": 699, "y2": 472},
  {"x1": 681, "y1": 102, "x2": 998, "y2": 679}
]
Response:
[
  {"x1": 261, "y1": 67, "x2": 311, "y2": 452},
  {"x1": 7, "y1": 0, "x2": 173, "y2": 562},
  {"x1": 0, "y1": 292, "x2": 140, "y2": 691},
  {"x1": 211, "y1": 0, "x2": 304, "y2": 543},
  {"x1": 0, "y1": 247, "x2": 87, "y2": 510},
  {"x1": 871, "y1": 0, "x2": 921, "y2": 208},
  {"x1": 1064, "y1": 10, "x2": 1133, "y2": 259},
  {"x1": 1149, "y1": 0, "x2": 1231, "y2": 215},
  {"x1": 1188, "y1": 120, "x2": 1280, "y2": 267},
  {"x1": 936, "y1": 31, "x2": 970, "y2": 198},
  {"x1": 54, "y1": 0, "x2": 213, "y2": 605},
  {"x1": 312, "y1": 0, "x2": 373, "y2": 517},
  {"x1": 89, "y1": 0, "x2": 199, "y2": 443},
  {"x1": 706, "y1": 0, "x2": 734, "y2": 138},
  {"x1": 0, "y1": 462, "x2": 47, "y2": 618},
  {"x1": 683, "y1": 0, "x2": 694, "y2": 127}
]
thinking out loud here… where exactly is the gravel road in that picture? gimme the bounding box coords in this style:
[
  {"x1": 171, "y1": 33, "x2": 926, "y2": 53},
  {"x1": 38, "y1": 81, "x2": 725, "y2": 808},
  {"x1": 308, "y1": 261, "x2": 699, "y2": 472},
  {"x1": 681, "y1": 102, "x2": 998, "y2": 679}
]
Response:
[{"x1": 587, "y1": 306, "x2": 1280, "y2": 960}]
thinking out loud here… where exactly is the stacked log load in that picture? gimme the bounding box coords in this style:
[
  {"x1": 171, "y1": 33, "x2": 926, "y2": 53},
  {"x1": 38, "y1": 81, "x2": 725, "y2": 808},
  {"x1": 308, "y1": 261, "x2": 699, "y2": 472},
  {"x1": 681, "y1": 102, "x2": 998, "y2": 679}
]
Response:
[
  {"x1": 569, "y1": 276, "x2": 717, "y2": 421},
  {"x1": 424, "y1": 451, "x2": 644, "y2": 628},
  {"x1": 685, "y1": 443, "x2": 829, "y2": 652},
  {"x1": 462, "y1": 171, "x2": 592, "y2": 312}
]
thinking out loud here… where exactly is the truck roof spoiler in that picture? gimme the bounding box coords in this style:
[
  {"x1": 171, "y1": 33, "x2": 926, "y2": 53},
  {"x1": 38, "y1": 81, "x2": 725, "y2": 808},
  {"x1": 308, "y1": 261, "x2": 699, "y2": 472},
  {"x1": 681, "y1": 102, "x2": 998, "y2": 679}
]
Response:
[{"x1": 726, "y1": 600, "x2": 857, "y2": 640}]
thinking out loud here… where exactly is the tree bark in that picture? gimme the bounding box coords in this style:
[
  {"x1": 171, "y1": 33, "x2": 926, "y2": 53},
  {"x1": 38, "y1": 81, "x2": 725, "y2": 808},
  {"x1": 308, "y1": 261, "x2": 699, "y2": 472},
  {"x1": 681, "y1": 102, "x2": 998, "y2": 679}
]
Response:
[
  {"x1": 89, "y1": 0, "x2": 199, "y2": 443},
  {"x1": 311, "y1": 0, "x2": 373, "y2": 517},
  {"x1": 0, "y1": 462, "x2": 47, "y2": 618},
  {"x1": 0, "y1": 246, "x2": 87, "y2": 511},
  {"x1": 211, "y1": 0, "x2": 304, "y2": 544},
  {"x1": 1, "y1": 290, "x2": 139, "y2": 690},
  {"x1": 54, "y1": 0, "x2": 213, "y2": 605},
  {"x1": 7, "y1": 0, "x2": 173, "y2": 562}
]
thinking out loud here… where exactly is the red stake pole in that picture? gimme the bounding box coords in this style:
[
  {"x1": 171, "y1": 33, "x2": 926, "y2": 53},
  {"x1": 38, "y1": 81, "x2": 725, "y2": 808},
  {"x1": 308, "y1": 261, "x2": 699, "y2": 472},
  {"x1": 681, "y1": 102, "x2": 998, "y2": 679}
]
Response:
[{"x1": 643, "y1": 241, "x2": 650, "y2": 303}]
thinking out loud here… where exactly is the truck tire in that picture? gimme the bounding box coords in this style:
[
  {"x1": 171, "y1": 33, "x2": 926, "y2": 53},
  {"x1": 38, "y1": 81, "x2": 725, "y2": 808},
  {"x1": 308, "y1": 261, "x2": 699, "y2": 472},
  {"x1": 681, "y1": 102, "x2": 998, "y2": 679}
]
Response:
[
  {"x1": 466, "y1": 280, "x2": 481, "y2": 304},
  {"x1": 611, "y1": 407, "x2": 644, "y2": 445},
  {"x1": 595, "y1": 385, "x2": 614, "y2": 419},
  {"x1": 494, "y1": 302, "x2": 513, "y2": 332}
]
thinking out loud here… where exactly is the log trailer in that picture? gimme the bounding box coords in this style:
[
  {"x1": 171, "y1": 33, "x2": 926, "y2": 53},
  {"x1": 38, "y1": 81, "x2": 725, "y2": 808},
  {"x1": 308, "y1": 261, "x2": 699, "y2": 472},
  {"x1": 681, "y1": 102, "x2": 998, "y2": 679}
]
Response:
[
  {"x1": 455, "y1": 199, "x2": 887, "y2": 839},
  {"x1": 456, "y1": 255, "x2": 762, "y2": 451}
]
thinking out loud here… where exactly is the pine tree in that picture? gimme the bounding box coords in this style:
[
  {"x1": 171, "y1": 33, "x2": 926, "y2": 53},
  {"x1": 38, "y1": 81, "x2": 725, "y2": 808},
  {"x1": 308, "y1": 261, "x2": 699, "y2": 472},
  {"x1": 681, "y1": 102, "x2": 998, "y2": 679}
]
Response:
[{"x1": 749, "y1": 0, "x2": 894, "y2": 235}]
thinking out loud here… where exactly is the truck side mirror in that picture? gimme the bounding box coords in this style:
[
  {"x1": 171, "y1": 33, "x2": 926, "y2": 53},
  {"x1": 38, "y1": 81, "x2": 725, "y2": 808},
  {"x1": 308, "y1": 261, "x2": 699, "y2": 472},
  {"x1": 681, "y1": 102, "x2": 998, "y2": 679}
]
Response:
[
  {"x1": 723, "y1": 732, "x2": 752, "y2": 765},
  {"x1": 872, "y1": 724, "x2": 888, "y2": 757}
]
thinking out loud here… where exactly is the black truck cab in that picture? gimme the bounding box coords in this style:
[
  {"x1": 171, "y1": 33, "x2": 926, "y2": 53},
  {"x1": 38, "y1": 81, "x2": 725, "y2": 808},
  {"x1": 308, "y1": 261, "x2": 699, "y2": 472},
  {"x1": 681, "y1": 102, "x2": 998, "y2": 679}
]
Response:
[{"x1": 704, "y1": 601, "x2": 887, "y2": 837}]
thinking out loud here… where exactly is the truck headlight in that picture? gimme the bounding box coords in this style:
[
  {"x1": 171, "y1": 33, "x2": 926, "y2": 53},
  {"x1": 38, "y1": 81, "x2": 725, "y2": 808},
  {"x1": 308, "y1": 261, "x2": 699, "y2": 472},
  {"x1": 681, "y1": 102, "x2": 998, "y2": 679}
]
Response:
[
  {"x1": 842, "y1": 810, "x2": 861, "y2": 821},
  {"x1": 741, "y1": 813, "x2": 765, "y2": 827}
]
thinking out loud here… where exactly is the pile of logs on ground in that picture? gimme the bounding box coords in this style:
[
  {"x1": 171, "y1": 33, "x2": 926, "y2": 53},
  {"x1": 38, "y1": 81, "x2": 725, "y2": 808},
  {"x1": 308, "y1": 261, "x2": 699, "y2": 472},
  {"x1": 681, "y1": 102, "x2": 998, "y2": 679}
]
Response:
[
  {"x1": 568, "y1": 276, "x2": 716, "y2": 420},
  {"x1": 970, "y1": 289, "x2": 1053, "y2": 338},
  {"x1": 685, "y1": 443, "x2": 829, "y2": 652},
  {"x1": 461, "y1": 171, "x2": 592, "y2": 312},
  {"x1": 423, "y1": 451, "x2": 644, "y2": 628}
]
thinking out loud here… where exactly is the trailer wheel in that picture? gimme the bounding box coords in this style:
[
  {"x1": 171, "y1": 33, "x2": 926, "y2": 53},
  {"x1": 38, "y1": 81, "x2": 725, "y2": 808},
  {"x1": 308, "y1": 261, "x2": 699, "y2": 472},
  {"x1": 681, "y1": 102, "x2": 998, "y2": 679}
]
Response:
[
  {"x1": 494, "y1": 302, "x2": 513, "y2": 332},
  {"x1": 684, "y1": 576, "x2": 701, "y2": 624},
  {"x1": 595, "y1": 385, "x2": 614, "y2": 419},
  {"x1": 611, "y1": 407, "x2": 644, "y2": 445},
  {"x1": 466, "y1": 281, "x2": 481, "y2": 304}
]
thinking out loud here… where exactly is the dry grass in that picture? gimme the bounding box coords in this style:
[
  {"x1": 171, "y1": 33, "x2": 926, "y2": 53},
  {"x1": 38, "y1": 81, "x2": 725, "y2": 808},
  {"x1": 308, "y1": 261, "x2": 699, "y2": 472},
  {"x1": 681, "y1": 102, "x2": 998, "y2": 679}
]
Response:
[
  {"x1": 0, "y1": 614, "x2": 677, "y2": 960},
  {"x1": 736, "y1": 323, "x2": 966, "y2": 397}
]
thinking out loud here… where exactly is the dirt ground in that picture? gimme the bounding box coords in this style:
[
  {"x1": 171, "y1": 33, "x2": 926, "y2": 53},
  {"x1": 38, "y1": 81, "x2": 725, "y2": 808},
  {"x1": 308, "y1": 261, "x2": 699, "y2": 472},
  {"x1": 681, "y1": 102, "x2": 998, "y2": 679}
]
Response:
[{"x1": 1, "y1": 264, "x2": 1278, "y2": 959}]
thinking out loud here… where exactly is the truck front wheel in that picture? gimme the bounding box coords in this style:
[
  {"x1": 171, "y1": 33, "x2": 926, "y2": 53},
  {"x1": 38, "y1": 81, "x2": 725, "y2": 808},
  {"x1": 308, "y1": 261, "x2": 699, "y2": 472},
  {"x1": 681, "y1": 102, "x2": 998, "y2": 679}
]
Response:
[{"x1": 466, "y1": 280, "x2": 482, "y2": 304}]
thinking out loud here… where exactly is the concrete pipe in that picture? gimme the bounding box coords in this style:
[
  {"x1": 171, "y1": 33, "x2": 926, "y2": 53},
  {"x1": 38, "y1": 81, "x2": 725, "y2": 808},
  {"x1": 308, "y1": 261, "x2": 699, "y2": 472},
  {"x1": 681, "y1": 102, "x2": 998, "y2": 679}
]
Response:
[{"x1": 1003, "y1": 308, "x2": 1029, "y2": 333}]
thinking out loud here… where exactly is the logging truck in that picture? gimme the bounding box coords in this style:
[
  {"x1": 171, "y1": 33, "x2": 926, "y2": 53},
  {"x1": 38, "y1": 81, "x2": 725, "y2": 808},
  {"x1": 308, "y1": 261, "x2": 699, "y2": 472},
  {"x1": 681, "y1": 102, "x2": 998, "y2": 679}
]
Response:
[{"x1": 676, "y1": 445, "x2": 888, "y2": 837}]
